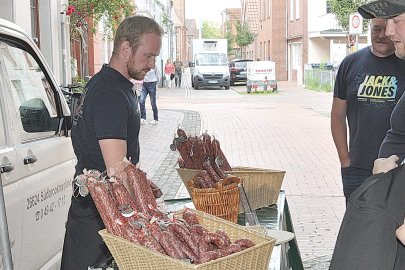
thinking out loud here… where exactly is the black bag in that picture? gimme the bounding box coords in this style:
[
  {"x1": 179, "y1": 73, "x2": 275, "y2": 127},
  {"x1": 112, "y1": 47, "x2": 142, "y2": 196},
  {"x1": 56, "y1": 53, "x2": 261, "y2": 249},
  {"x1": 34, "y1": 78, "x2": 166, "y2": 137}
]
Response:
[{"x1": 170, "y1": 73, "x2": 175, "y2": 80}]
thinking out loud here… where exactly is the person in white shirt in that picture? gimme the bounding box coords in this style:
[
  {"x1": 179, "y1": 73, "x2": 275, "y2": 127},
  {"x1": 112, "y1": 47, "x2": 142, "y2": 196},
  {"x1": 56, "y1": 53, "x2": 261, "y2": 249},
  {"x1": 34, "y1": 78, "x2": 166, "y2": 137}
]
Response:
[{"x1": 140, "y1": 67, "x2": 159, "y2": 124}]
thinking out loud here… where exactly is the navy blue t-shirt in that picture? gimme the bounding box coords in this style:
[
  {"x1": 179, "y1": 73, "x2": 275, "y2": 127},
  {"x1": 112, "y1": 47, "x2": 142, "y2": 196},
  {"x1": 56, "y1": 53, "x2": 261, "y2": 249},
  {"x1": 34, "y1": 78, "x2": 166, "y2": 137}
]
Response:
[
  {"x1": 379, "y1": 95, "x2": 405, "y2": 163},
  {"x1": 72, "y1": 64, "x2": 140, "y2": 176},
  {"x1": 334, "y1": 46, "x2": 405, "y2": 171}
]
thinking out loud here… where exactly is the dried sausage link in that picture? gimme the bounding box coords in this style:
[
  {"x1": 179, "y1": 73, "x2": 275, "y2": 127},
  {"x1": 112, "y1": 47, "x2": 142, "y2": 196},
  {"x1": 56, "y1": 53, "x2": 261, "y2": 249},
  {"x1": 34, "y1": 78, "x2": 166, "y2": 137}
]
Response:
[
  {"x1": 203, "y1": 161, "x2": 221, "y2": 183},
  {"x1": 234, "y1": 239, "x2": 255, "y2": 250}
]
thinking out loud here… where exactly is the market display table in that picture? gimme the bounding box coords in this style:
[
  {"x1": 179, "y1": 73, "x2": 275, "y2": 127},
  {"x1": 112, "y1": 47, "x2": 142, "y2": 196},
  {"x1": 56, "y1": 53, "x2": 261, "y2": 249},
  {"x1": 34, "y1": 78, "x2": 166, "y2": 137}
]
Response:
[{"x1": 165, "y1": 190, "x2": 304, "y2": 270}]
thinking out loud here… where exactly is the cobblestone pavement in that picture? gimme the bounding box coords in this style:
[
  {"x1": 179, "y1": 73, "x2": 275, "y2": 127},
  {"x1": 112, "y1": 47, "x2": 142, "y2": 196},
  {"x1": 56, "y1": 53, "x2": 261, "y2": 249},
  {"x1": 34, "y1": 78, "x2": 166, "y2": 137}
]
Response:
[{"x1": 139, "y1": 75, "x2": 345, "y2": 269}]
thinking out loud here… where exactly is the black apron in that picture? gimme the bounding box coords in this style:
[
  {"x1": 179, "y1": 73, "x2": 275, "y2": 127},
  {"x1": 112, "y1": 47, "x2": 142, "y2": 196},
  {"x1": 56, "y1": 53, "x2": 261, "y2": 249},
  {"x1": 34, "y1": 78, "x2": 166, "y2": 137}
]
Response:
[
  {"x1": 330, "y1": 165, "x2": 405, "y2": 270},
  {"x1": 60, "y1": 195, "x2": 113, "y2": 270}
]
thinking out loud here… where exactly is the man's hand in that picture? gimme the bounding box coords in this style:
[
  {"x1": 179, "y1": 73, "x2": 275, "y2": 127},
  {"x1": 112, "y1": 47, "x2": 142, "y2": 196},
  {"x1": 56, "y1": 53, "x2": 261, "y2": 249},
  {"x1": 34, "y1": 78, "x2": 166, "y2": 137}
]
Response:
[{"x1": 372, "y1": 155, "x2": 399, "y2": 174}]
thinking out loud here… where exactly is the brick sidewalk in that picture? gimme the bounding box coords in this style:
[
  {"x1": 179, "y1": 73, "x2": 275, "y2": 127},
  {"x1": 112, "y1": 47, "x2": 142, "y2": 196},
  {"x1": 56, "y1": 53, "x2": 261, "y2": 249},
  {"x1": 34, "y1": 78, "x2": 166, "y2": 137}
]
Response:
[{"x1": 139, "y1": 81, "x2": 345, "y2": 269}]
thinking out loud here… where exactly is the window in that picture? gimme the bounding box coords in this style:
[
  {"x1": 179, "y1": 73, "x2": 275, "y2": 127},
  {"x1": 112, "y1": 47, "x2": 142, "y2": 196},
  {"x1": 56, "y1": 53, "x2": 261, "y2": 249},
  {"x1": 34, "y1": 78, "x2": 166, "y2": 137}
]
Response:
[
  {"x1": 0, "y1": 40, "x2": 59, "y2": 141},
  {"x1": 326, "y1": 0, "x2": 332, "y2": 13},
  {"x1": 290, "y1": 0, "x2": 294, "y2": 21},
  {"x1": 268, "y1": 0, "x2": 272, "y2": 18},
  {"x1": 30, "y1": 0, "x2": 40, "y2": 46},
  {"x1": 267, "y1": 40, "x2": 271, "y2": 60},
  {"x1": 295, "y1": 0, "x2": 300, "y2": 19}
]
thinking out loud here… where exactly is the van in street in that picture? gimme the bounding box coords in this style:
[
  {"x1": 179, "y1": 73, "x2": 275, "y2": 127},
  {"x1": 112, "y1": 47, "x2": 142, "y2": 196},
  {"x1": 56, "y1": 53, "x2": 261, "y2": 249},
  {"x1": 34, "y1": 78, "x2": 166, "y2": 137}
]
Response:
[{"x1": 0, "y1": 18, "x2": 75, "y2": 269}]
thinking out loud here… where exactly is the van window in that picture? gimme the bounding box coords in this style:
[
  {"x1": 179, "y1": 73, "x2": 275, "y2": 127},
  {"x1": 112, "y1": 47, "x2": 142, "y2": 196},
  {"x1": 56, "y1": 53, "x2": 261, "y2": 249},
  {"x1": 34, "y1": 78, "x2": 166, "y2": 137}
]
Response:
[{"x1": 0, "y1": 40, "x2": 59, "y2": 141}]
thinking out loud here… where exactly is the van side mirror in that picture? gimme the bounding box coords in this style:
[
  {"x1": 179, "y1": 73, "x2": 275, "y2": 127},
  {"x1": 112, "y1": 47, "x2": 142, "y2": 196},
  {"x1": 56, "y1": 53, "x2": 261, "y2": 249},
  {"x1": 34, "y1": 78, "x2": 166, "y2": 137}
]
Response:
[
  {"x1": 189, "y1": 62, "x2": 195, "y2": 67},
  {"x1": 63, "y1": 92, "x2": 82, "y2": 131}
]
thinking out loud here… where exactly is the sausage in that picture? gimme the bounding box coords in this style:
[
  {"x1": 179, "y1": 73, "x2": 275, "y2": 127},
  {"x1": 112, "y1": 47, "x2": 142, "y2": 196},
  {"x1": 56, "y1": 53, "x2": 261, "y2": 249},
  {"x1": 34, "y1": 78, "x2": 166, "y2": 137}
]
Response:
[
  {"x1": 182, "y1": 208, "x2": 199, "y2": 226},
  {"x1": 191, "y1": 136, "x2": 205, "y2": 170},
  {"x1": 234, "y1": 239, "x2": 255, "y2": 250},
  {"x1": 203, "y1": 161, "x2": 221, "y2": 183},
  {"x1": 199, "y1": 250, "x2": 221, "y2": 263},
  {"x1": 177, "y1": 128, "x2": 187, "y2": 138},
  {"x1": 202, "y1": 232, "x2": 229, "y2": 249},
  {"x1": 226, "y1": 243, "x2": 242, "y2": 254},
  {"x1": 193, "y1": 176, "x2": 208, "y2": 189},
  {"x1": 121, "y1": 224, "x2": 144, "y2": 245},
  {"x1": 125, "y1": 164, "x2": 157, "y2": 214},
  {"x1": 168, "y1": 222, "x2": 199, "y2": 257},
  {"x1": 215, "y1": 229, "x2": 231, "y2": 247},
  {"x1": 154, "y1": 230, "x2": 185, "y2": 260},
  {"x1": 198, "y1": 170, "x2": 216, "y2": 188},
  {"x1": 111, "y1": 181, "x2": 140, "y2": 213},
  {"x1": 212, "y1": 139, "x2": 232, "y2": 171},
  {"x1": 191, "y1": 224, "x2": 208, "y2": 235},
  {"x1": 178, "y1": 157, "x2": 185, "y2": 168},
  {"x1": 211, "y1": 160, "x2": 226, "y2": 179},
  {"x1": 86, "y1": 179, "x2": 124, "y2": 236}
]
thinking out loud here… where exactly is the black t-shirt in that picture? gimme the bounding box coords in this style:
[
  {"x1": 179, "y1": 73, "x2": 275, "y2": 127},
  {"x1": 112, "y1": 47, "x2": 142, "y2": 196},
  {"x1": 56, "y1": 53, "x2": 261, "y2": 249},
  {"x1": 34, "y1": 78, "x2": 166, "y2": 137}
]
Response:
[
  {"x1": 379, "y1": 95, "x2": 405, "y2": 163},
  {"x1": 72, "y1": 65, "x2": 140, "y2": 176},
  {"x1": 334, "y1": 46, "x2": 405, "y2": 170}
]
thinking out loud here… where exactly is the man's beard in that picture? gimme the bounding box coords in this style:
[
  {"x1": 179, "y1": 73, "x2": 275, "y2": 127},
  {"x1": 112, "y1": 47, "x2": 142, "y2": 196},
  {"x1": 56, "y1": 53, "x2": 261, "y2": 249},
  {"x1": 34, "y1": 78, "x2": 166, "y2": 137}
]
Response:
[{"x1": 127, "y1": 56, "x2": 146, "y2": 80}]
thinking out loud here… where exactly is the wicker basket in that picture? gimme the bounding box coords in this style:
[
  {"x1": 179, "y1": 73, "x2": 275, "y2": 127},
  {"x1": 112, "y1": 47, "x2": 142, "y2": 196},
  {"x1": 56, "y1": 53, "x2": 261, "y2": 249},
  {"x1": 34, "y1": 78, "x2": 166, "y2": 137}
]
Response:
[
  {"x1": 188, "y1": 176, "x2": 241, "y2": 223},
  {"x1": 177, "y1": 166, "x2": 286, "y2": 212},
  {"x1": 99, "y1": 209, "x2": 276, "y2": 270}
]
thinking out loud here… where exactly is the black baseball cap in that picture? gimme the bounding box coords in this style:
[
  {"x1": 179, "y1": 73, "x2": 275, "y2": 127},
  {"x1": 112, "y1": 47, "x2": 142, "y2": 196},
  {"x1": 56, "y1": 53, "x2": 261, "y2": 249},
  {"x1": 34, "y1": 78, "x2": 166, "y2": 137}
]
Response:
[{"x1": 358, "y1": 0, "x2": 405, "y2": 19}]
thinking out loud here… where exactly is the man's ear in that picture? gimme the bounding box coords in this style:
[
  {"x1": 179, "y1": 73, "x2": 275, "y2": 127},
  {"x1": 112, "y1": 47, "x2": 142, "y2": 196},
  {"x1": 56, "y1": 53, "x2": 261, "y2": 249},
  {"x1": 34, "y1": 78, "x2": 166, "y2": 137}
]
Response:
[{"x1": 121, "y1": 41, "x2": 132, "y2": 58}]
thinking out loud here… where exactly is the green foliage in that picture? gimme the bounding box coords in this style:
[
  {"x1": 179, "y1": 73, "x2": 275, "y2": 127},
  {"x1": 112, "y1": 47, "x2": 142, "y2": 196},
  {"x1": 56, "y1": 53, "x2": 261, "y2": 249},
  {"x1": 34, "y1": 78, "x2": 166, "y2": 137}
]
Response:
[
  {"x1": 304, "y1": 77, "x2": 332, "y2": 92},
  {"x1": 154, "y1": 0, "x2": 173, "y2": 32},
  {"x1": 225, "y1": 22, "x2": 235, "y2": 56},
  {"x1": 235, "y1": 21, "x2": 254, "y2": 57},
  {"x1": 328, "y1": 0, "x2": 368, "y2": 31},
  {"x1": 66, "y1": 0, "x2": 135, "y2": 39},
  {"x1": 201, "y1": 21, "x2": 222, "y2": 38}
]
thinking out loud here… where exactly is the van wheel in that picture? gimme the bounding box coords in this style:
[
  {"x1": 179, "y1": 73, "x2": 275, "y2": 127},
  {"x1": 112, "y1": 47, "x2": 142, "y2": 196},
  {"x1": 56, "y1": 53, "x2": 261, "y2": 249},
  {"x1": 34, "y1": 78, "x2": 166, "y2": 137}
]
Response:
[{"x1": 225, "y1": 85, "x2": 230, "y2": 90}]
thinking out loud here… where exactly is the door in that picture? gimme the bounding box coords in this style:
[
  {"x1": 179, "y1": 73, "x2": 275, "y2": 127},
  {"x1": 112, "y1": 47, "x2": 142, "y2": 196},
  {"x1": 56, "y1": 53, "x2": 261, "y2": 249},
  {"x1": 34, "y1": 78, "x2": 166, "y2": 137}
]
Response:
[
  {"x1": 0, "y1": 37, "x2": 75, "y2": 270},
  {"x1": 0, "y1": 45, "x2": 22, "y2": 269}
]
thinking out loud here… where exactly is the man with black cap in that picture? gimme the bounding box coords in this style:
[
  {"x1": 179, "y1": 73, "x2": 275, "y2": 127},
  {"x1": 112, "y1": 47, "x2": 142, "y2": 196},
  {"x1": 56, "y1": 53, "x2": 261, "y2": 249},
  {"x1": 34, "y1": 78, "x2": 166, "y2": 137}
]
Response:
[{"x1": 330, "y1": 2, "x2": 405, "y2": 269}]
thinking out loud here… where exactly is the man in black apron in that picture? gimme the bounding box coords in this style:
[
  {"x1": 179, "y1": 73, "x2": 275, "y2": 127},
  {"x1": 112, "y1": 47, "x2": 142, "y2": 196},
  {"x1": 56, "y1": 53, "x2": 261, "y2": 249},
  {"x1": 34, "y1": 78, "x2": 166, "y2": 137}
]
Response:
[{"x1": 60, "y1": 16, "x2": 163, "y2": 270}]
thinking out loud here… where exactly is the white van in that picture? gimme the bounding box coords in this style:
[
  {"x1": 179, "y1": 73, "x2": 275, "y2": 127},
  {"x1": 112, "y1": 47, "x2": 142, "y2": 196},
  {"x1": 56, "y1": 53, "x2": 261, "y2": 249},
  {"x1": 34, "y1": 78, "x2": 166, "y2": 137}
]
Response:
[{"x1": 0, "y1": 19, "x2": 75, "y2": 269}]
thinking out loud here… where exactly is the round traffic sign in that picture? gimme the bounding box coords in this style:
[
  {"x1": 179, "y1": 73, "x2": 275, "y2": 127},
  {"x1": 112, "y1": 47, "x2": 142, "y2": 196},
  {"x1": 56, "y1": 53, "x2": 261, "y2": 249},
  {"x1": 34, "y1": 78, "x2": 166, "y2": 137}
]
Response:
[{"x1": 352, "y1": 15, "x2": 360, "y2": 28}]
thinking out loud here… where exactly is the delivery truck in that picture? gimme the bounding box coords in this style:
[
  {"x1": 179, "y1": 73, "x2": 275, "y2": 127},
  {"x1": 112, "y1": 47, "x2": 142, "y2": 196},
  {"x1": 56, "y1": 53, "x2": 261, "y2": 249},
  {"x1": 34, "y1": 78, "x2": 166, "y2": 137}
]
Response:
[
  {"x1": 189, "y1": 39, "x2": 230, "y2": 90},
  {"x1": 0, "y1": 18, "x2": 76, "y2": 269}
]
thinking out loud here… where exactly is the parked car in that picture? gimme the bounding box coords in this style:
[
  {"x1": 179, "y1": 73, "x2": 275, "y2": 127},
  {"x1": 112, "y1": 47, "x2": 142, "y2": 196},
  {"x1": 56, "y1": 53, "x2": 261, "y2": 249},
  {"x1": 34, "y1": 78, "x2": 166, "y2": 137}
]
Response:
[
  {"x1": 229, "y1": 59, "x2": 253, "y2": 86},
  {"x1": 0, "y1": 18, "x2": 76, "y2": 270}
]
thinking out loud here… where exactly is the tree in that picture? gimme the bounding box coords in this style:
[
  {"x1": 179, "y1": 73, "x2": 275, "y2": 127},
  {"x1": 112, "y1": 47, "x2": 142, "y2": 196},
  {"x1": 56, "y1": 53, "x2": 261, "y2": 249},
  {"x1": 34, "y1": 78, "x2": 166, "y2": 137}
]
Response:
[
  {"x1": 201, "y1": 21, "x2": 222, "y2": 39},
  {"x1": 235, "y1": 22, "x2": 254, "y2": 58},
  {"x1": 329, "y1": 0, "x2": 368, "y2": 31},
  {"x1": 225, "y1": 22, "x2": 235, "y2": 56},
  {"x1": 65, "y1": 0, "x2": 135, "y2": 38}
]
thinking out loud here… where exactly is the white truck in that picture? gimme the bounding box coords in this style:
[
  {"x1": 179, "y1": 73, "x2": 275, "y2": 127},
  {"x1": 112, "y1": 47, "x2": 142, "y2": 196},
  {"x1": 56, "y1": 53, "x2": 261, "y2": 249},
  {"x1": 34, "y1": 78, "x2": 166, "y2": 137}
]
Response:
[
  {"x1": 0, "y1": 18, "x2": 76, "y2": 269},
  {"x1": 189, "y1": 39, "x2": 230, "y2": 90}
]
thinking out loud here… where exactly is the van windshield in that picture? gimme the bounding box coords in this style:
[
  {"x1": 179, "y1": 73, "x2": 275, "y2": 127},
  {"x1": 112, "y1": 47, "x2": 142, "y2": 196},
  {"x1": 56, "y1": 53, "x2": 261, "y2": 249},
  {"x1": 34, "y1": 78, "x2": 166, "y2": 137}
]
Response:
[{"x1": 196, "y1": 53, "x2": 227, "y2": 66}]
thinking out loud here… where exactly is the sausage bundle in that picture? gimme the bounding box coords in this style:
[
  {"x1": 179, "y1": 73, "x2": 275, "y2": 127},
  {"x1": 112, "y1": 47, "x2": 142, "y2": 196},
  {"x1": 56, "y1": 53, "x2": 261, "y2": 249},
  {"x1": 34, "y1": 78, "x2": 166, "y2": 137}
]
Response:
[
  {"x1": 174, "y1": 128, "x2": 232, "y2": 171},
  {"x1": 81, "y1": 165, "x2": 255, "y2": 265}
]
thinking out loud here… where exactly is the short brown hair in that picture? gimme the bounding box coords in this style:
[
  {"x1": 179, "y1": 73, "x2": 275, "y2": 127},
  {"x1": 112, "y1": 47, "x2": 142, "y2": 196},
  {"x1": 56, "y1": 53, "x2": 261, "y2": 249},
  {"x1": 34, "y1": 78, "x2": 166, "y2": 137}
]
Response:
[{"x1": 112, "y1": 15, "x2": 164, "y2": 55}]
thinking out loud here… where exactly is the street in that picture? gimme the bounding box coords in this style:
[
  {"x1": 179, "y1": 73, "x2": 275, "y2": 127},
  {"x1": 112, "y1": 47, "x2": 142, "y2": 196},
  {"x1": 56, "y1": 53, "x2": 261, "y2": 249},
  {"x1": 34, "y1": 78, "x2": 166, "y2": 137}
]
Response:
[{"x1": 138, "y1": 69, "x2": 345, "y2": 269}]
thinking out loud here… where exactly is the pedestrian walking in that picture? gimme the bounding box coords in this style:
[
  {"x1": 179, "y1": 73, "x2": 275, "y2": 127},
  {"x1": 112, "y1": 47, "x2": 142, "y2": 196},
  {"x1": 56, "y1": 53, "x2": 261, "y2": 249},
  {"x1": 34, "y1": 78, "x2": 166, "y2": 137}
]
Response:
[
  {"x1": 164, "y1": 58, "x2": 175, "y2": 88},
  {"x1": 173, "y1": 57, "x2": 183, "y2": 87},
  {"x1": 60, "y1": 15, "x2": 163, "y2": 270},
  {"x1": 140, "y1": 67, "x2": 159, "y2": 124},
  {"x1": 331, "y1": 17, "x2": 405, "y2": 202}
]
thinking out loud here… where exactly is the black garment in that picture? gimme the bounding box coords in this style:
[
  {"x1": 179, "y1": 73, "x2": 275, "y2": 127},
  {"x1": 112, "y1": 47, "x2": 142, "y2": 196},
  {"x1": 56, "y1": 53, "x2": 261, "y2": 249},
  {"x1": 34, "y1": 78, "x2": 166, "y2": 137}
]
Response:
[
  {"x1": 61, "y1": 64, "x2": 140, "y2": 270},
  {"x1": 379, "y1": 96, "x2": 405, "y2": 163},
  {"x1": 334, "y1": 46, "x2": 405, "y2": 171},
  {"x1": 330, "y1": 165, "x2": 405, "y2": 270}
]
